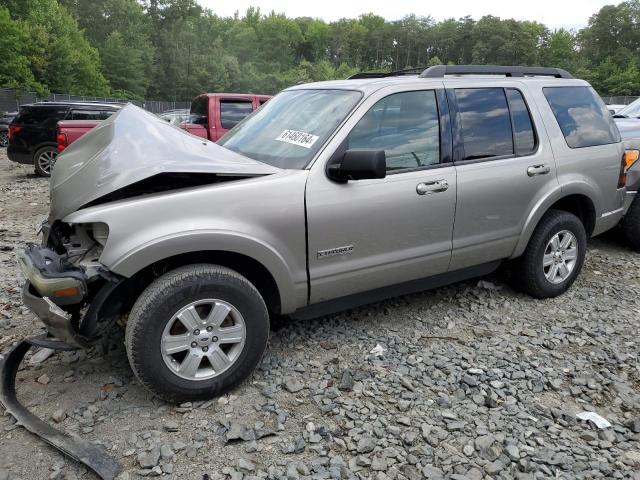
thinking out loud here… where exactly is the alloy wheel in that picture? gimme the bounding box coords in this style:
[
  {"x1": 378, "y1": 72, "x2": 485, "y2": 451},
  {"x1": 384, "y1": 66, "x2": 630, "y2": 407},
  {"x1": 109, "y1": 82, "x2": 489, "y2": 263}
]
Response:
[
  {"x1": 543, "y1": 230, "x2": 578, "y2": 284},
  {"x1": 37, "y1": 149, "x2": 58, "y2": 175},
  {"x1": 160, "y1": 299, "x2": 246, "y2": 381}
]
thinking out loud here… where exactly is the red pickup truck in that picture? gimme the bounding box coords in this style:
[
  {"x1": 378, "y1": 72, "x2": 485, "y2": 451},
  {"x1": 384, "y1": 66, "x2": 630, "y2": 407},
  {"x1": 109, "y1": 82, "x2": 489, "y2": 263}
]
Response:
[
  {"x1": 184, "y1": 93, "x2": 270, "y2": 141},
  {"x1": 57, "y1": 93, "x2": 270, "y2": 152}
]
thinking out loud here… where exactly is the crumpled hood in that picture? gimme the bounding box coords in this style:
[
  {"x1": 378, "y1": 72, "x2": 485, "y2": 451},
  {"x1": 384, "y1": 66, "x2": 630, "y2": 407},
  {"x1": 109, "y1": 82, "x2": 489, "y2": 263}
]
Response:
[{"x1": 50, "y1": 104, "x2": 280, "y2": 220}]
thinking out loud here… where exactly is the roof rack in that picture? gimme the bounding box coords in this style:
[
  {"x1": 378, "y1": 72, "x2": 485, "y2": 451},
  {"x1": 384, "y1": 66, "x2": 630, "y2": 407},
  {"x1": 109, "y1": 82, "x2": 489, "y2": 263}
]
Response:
[
  {"x1": 348, "y1": 68, "x2": 426, "y2": 80},
  {"x1": 419, "y1": 65, "x2": 574, "y2": 79}
]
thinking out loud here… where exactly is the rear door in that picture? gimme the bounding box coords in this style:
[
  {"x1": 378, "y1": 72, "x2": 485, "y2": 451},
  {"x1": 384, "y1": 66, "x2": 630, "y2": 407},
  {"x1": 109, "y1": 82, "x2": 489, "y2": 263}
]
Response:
[{"x1": 447, "y1": 83, "x2": 558, "y2": 270}]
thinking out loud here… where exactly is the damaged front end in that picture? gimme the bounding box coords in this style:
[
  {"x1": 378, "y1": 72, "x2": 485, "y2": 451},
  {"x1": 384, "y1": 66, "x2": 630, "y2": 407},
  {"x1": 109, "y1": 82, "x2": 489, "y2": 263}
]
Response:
[
  {"x1": 18, "y1": 221, "x2": 124, "y2": 348},
  {"x1": 1, "y1": 104, "x2": 282, "y2": 478},
  {"x1": 2, "y1": 221, "x2": 125, "y2": 479}
]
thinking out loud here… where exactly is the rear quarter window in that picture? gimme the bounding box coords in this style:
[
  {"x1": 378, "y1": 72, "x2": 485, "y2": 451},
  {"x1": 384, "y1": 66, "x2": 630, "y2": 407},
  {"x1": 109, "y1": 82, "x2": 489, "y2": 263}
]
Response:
[
  {"x1": 14, "y1": 107, "x2": 68, "y2": 126},
  {"x1": 543, "y1": 86, "x2": 620, "y2": 149}
]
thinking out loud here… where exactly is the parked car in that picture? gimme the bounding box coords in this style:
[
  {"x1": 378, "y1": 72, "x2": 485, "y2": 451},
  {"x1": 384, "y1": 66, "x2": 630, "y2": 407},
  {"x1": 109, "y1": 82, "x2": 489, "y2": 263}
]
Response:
[
  {"x1": 607, "y1": 104, "x2": 626, "y2": 115},
  {"x1": 57, "y1": 94, "x2": 271, "y2": 151},
  {"x1": 612, "y1": 111, "x2": 640, "y2": 250},
  {"x1": 56, "y1": 119, "x2": 102, "y2": 153},
  {"x1": 613, "y1": 97, "x2": 640, "y2": 119},
  {"x1": 158, "y1": 108, "x2": 191, "y2": 125},
  {"x1": 184, "y1": 93, "x2": 270, "y2": 141},
  {"x1": 0, "y1": 111, "x2": 18, "y2": 147},
  {"x1": 17, "y1": 65, "x2": 627, "y2": 403},
  {"x1": 7, "y1": 102, "x2": 121, "y2": 176}
]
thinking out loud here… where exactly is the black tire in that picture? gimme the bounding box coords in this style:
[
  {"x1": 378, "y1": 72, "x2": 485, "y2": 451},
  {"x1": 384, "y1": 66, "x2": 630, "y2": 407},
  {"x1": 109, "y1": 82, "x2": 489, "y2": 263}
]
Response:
[
  {"x1": 0, "y1": 130, "x2": 8, "y2": 148},
  {"x1": 125, "y1": 264, "x2": 269, "y2": 403},
  {"x1": 511, "y1": 209, "x2": 587, "y2": 299},
  {"x1": 33, "y1": 146, "x2": 58, "y2": 177},
  {"x1": 621, "y1": 195, "x2": 640, "y2": 252}
]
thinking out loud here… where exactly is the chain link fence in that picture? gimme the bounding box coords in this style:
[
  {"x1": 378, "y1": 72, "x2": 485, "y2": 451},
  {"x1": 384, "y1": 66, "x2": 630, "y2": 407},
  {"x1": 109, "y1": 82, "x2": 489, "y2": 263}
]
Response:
[
  {"x1": 601, "y1": 96, "x2": 638, "y2": 106},
  {"x1": 0, "y1": 88, "x2": 190, "y2": 114}
]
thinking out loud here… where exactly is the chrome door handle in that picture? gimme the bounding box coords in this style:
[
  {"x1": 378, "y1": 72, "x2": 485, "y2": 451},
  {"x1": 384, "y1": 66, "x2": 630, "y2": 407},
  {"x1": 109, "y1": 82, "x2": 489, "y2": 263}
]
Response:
[
  {"x1": 416, "y1": 180, "x2": 449, "y2": 195},
  {"x1": 527, "y1": 164, "x2": 550, "y2": 176}
]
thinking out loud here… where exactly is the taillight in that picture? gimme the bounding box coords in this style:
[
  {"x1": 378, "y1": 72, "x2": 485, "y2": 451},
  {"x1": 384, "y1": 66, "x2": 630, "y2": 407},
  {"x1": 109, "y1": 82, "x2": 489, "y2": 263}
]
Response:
[
  {"x1": 57, "y1": 132, "x2": 68, "y2": 153},
  {"x1": 619, "y1": 149, "x2": 640, "y2": 188},
  {"x1": 8, "y1": 125, "x2": 21, "y2": 141}
]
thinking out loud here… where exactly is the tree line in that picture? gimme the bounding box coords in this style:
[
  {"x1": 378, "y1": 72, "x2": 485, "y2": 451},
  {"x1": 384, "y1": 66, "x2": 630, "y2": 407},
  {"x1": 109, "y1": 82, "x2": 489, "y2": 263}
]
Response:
[{"x1": 1, "y1": 0, "x2": 639, "y2": 102}]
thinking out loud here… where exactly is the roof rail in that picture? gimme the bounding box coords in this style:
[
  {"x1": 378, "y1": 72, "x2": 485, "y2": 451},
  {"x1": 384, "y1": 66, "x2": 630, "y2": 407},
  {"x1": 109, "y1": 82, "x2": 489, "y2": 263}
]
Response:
[
  {"x1": 419, "y1": 65, "x2": 574, "y2": 79},
  {"x1": 348, "y1": 67, "x2": 426, "y2": 80}
]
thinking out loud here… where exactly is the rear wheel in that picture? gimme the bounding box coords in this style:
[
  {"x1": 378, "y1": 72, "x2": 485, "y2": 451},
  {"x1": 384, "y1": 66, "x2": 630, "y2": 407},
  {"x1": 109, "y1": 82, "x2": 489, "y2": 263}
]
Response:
[
  {"x1": 33, "y1": 146, "x2": 58, "y2": 177},
  {"x1": 511, "y1": 209, "x2": 587, "y2": 298},
  {"x1": 125, "y1": 264, "x2": 269, "y2": 403},
  {"x1": 0, "y1": 130, "x2": 8, "y2": 147},
  {"x1": 621, "y1": 195, "x2": 640, "y2": 252}
]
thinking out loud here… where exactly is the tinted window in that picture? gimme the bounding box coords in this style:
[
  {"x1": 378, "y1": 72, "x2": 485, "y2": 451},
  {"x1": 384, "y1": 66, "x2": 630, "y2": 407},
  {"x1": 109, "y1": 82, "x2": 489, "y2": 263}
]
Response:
[
  {"x1": 543, "y1": 86, "x2": 620, "y2": 148},
  {"x1": 71, "y1": 109, "x2": 114, "y2": 120},
  {"x1": 506, "y1": 89, "x2": 536, "y2": 156},
  {"x1": 455, "y1": 88, "x2": 513, "y2": 160},
  {"x1": 189, "y1": 97, "x2": 208, "y2": 125},
  {"x1": 14, "y1": 107, "x2": 68, "y2": 126},
  {"x1": 347, "y1": 91, "x2": 440, "y2": 172},
  {"x1": 220, "y1": 100, "x2": 254, "y2": 129}
]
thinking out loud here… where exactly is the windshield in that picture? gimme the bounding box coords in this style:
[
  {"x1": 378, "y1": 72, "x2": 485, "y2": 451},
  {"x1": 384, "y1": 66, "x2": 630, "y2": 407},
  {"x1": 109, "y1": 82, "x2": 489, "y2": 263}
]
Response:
[
  {"x1": 218, "y1": 89, "x2": 362, "y2": 169},
  {"x1": 616, "y1": 98, "x2": 640, "y2": 118}
]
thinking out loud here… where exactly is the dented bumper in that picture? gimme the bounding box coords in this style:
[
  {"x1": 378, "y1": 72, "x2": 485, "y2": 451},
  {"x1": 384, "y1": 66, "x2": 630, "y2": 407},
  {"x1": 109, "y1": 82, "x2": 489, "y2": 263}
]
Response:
[{"x1": 17, "y1": 244, "x2": 87, "y2": 305}]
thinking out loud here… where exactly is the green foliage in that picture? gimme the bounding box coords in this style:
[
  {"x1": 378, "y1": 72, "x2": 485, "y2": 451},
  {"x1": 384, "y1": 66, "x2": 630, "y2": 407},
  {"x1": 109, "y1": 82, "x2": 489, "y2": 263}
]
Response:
[
  {"x1": 1, "y1": 0, "x2": 109, "y2": 95},
  {"x1": 0, "y1": 7, "x2": 44, "y2": 94},
  {"x1": 0, "y1": 0, "x2": 638, "y2": 99}
]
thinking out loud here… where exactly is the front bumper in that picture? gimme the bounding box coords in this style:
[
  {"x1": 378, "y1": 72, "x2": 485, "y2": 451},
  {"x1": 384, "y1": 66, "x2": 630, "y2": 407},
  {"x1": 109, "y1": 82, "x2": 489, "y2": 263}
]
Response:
[
  {"x1": 17, "y1": 244, "x2": 86, "y2": 305},
  {"x1": 18, "y1": 244, "x2": 92, "y2": 347},
  {"x1": 22, "y1": 282, "x2": 91, "y2": 348}
]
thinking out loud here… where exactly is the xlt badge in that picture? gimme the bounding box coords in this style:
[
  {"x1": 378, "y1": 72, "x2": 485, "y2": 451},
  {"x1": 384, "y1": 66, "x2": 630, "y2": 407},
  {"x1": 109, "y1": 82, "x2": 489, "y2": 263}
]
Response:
[{"x1": 317, "y1": 245, "x2": 354, "y2": 259}]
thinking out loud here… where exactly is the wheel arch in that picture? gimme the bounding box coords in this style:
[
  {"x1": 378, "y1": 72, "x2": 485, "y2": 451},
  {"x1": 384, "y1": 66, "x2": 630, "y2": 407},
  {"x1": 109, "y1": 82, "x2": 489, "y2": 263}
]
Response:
[{"x1": 512, "y1": 189, "x2": 596, "y2": 258}]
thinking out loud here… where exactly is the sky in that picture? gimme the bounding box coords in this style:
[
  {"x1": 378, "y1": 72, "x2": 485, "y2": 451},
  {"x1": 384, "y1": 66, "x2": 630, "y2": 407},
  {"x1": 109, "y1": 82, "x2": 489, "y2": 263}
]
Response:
[{"x1": 197, "y1": 0, "x2": 613, "y2": 29}]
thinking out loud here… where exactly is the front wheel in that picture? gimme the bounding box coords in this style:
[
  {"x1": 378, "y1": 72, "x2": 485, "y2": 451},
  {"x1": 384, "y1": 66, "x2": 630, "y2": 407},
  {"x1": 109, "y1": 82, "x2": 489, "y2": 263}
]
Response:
[
  {"x1": 33, "y1": 146, "x2": 58, "y2": 177},
  {"x1": 125, "y1": 264, "x2": 270, "y2": 403},
  {"x1": 511, "y1": 209, "x2": 587, "y2": 299}
]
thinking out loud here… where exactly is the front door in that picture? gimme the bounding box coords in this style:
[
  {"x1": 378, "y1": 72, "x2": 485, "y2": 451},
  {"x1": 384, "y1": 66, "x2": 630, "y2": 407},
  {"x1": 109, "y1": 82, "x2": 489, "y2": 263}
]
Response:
[{"x1": 305, "y1": 89, "x2": 457, "y2": 303}]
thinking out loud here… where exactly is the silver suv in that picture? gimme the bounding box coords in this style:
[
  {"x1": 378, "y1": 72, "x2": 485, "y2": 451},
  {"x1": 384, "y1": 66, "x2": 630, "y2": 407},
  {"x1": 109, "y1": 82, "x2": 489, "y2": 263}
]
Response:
[{"x1": 17, "y1": 65, "x2": 627, "y2": 402}]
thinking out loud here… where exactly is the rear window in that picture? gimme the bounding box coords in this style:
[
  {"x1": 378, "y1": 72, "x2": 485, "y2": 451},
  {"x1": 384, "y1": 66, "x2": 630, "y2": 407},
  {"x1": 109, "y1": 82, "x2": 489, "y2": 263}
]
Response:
[
  {"x1": 189, "y1": 97, "x2": 208, "y2": 125},
  {"x1": 543, "y1": 86, "x2": 620, "y2": 148},
  {"x1": 14, "y1": 106, "x2": 68, "y2": 126},
  {"x1": 220, "y1": 100, "x2": 254, "y2": 129},
  {"x1": 70, "y1": 109, "x2": 115, "y2": 120}
]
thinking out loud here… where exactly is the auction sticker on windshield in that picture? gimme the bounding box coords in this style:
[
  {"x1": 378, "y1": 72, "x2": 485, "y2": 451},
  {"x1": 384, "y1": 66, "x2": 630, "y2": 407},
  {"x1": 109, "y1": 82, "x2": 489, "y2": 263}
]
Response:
[{"x1": 275, "y1": 129, "x2": 319, "y2": 149}]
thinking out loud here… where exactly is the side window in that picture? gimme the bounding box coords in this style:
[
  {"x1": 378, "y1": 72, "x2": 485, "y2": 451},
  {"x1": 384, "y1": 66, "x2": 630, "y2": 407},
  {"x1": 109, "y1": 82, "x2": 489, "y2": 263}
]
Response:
[
  {"x1": 543, "y1": 86, "x2": 621, "y2": 148},
  {"x1": 220, "y1": 100, "x2": 254, "y2": 129},
  {"x1": 71, "y1": 110, "x2": 114, "y2": 120},
  {"x1": 505, "y1": 89, "x2": 536, "y2": 156},
  {"x1": 189, "y1": 97, "x2": 208, "y2": 125},
  {"x1": 455, "y1": 88, "x2": 513, "y2": 160},
  {"x1": 347, "y1": 90, "x2": 440, "y2": 172},
  {"x1": 42, "y1": 108, "x2": 70, "y2": 128}
]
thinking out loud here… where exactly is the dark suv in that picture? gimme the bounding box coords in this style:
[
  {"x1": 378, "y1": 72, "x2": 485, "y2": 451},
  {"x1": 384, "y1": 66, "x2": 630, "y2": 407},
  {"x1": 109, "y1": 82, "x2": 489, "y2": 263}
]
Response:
[{"x1": 7, "y1": 102, "x2": 121, "y2": 176}]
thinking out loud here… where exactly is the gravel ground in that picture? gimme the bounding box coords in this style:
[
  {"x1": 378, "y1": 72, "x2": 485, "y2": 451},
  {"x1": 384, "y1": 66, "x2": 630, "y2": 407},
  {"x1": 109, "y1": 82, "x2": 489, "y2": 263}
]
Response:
[{"x1": 0, "y1": 148, "x2": 639, "y2": 480}]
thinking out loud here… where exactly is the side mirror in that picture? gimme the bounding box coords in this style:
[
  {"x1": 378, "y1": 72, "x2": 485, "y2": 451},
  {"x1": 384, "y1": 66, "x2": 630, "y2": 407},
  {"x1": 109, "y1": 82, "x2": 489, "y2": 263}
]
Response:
[{"x1": 327, "y1": 149, "x2": 386, "y2": 182}]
